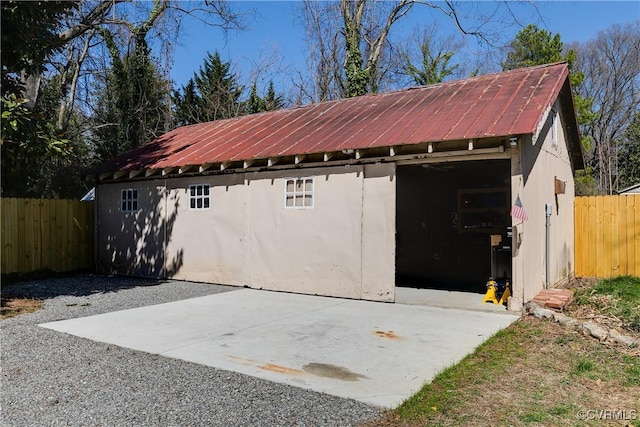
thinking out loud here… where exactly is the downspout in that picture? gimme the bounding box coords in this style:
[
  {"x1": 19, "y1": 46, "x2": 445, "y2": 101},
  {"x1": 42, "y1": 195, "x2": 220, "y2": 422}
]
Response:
[{"x1": 545, "y1": 203, "x2": 552, "y2": 289}]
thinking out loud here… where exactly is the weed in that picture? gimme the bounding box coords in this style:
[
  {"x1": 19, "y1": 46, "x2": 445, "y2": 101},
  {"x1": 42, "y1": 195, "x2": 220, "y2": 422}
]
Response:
[
  {"x1": 549, "y1": 404, "x2": 576, "y2": 416},
  {"x1": 572, "y1": 359, "x2": 595, "y2": 376},
  {"x1": 520, "y1": 411, "x2": 546, "y2": 423}
]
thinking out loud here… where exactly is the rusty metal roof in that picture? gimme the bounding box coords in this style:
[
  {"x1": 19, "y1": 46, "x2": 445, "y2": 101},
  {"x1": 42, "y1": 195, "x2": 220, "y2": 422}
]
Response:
[{"x1": 89, "y1": 62, "x2": 582, "y2": 178}]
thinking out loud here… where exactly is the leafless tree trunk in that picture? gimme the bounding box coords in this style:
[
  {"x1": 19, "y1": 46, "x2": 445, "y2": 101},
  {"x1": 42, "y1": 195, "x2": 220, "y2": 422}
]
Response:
[
  {"x1": 300, "y1": 0, "x2": 539, "y2": 102},
  {"x1": 573, "y1": 22, "x2": 640, "y2": 194}
]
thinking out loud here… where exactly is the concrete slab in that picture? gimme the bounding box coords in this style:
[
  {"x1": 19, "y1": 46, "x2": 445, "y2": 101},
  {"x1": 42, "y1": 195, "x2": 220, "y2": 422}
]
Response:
[
  {"x1": 40, "y1": 289, "x2": 519, "y2": 408},
  {"x1": 395, "y1": 287, "x2": 512, "y2": 313}
]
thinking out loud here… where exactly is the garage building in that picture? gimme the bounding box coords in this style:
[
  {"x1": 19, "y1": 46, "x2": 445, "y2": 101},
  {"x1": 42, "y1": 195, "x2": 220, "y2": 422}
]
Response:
[{"x1": 88, "y1": 62, "x2": 583, "y2": 310}]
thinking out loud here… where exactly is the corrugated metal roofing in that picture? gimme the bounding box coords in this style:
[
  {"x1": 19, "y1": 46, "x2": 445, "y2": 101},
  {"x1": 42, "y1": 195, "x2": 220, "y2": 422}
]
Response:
[{"x1": 89, "y1": 62, "x2": 581, "y2": 177}]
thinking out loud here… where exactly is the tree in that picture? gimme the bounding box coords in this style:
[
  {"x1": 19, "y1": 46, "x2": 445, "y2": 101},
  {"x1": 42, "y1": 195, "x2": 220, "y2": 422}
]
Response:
[
  {"x1": 301, "y1": 0, "x2": 413, "y2": 99},
  {"x1": 400, "y1": 30, "x2": 462, "y2": 86},
  {"x1": 173, "y1": 51, "x2": 243, "y2": 126},
  {"x1": 91, "y1": 30, "x2": 170, "y2": 163},
  {"x1": 1, "y1": 0, "x2": 245, "y2": 197},
  {"x1": 301, "y1": 0, "x2": 539, "y2": 101},
  {"x1": 617, "y1": 112, "x2": 640, "y2": 190},
  {"x1": 1, "y1": 1, "x2": 79, "y2": 197},
  {"x1": 501, "y1": 24, "x2": 564, "y2": 70},
  {"x1": 572, "y1": 22, "x2": 640, "y2": 194},
  {"x1": 263, "y1": 81, "x2": 285, "y2": 111},
  {"x1": 244, "y1": 80, "x2": 285, "y2": 115},
  {"x1": 502, "y1": 24, "x2": 600, "y2": 195}
]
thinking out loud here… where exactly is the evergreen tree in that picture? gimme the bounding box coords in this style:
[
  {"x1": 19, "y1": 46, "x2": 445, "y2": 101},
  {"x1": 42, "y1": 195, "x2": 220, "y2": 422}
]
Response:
[
  {"x1": 502, "y1": 25, "x2": 564, "y2": 70},
  {"x1": 173, "y1": 51, "x2": 243, "y2": 126},
  {"x1": 173, "y1": 80, "x2": 200, "y2": 126},
  {"x1": 263, "y1": 80, "x2": 284, "y2": 111},
  {"x1": 243, "y1": 80, "x2": 284, "y2": 115},
  {"x1": 245, "y1": 82, "x2": 266, "y2": 115}
]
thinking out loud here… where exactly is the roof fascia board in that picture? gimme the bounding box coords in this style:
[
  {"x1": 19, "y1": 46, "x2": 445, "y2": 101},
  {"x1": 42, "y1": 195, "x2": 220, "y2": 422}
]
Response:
[{"x1": 96, "y1": 144, "x2": 509, "y2": 184}]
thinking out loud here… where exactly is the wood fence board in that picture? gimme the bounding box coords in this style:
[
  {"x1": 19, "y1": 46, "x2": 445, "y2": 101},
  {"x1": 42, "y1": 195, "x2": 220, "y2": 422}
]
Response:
[
  {"x1": 610, "y1": 195, "x2": 620, "y2": 275},
  {"x1": 618, "y1": 196, "x2": 628, "y2": 276},
  {"x1": 574, "y1": 197, "x2": 583, "y2": 274},
  {"x1": 632, "y1": 197, "x2": 640, "y2": 275},
  {"x1": 604, "y1": 196, "x2": 614, "y2": 275},
  {"x1": 47, "y1": 199, "x2": 57, "y2": 270},
  {"x1": 635, "y1": 195, "x2": 640, "y2": 276},
  {"x1": 1, "y1": 198, "x2": 94, "y2": 274},
  {"x1": 575, "y1": 194, "x2": 640, "y2": 278},
  {"x1": 40, "y1": 200, "x2": 49, "y2": 270},
  {"x1": 585, "y1": 197, "x2": 595, "y2": 276},
  {"x1": 1, "y1": 199, "x2": 16, "y2": 273}
]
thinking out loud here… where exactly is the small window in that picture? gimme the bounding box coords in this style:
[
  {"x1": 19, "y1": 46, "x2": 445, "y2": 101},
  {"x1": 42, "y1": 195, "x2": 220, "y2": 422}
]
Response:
[
  {"x1": 284, "y1": 177, "x2": 314, "y2": 208},
  {"x1": 189, "y1": 184, "x2": 210, "y2": 210},
  {"x1": 121, "y1": 189, "x2": 138, "y2": 212}
]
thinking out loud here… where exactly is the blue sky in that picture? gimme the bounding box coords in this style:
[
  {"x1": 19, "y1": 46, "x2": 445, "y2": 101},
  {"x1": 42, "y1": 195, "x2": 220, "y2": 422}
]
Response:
[{"x1": 169, "y1": 1, "x2": 639, "y2": 96}]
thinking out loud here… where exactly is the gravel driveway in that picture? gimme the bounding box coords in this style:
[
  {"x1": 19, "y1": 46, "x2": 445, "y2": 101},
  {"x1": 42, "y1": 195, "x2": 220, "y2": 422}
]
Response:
[{"x1": 1, "y1": 276, "x2": 382, "y2": 426}]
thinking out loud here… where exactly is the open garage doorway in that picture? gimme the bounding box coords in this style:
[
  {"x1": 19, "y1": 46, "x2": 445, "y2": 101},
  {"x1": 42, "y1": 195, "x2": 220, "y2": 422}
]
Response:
[{"x1": 396, "y1": 160, "x2": 512, "y2": 293}]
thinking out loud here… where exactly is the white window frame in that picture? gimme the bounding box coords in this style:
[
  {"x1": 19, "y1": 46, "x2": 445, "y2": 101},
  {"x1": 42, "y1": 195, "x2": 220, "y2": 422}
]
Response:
[
  {"x1": 120, "y1": 188, "x2": 139, "y2": 212},
  {"x1": 189, "y1": 184, "x2": 210, "y2": 210},
  {"x1": 284, "y1": 177, "x2": 314, "y2": 209}
]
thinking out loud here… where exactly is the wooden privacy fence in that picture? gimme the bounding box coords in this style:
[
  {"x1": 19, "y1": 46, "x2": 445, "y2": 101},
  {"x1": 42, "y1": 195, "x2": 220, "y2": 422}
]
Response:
[
  {"x1": 575, "y1": 194, "x2": 640, "y2": 278},
  {"x1": 1, "y1": 198, "x2": 94, "y2": 275}
]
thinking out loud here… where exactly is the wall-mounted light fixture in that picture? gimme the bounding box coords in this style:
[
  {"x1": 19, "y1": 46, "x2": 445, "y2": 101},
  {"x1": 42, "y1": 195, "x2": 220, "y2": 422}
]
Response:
[{"x1": 509, "y1": 136, "x2": 518, "y2": 147}]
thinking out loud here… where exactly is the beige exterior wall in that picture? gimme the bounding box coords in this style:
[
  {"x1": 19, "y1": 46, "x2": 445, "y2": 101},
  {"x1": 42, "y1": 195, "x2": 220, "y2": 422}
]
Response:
[
  {"x1": 96, "y1": 180, "x2": 167, "y2": 277},
  {"x1": 97, "y1": 164, "x2": 396, "y2": 301},
  {"x1": 510, "y1": 99, "x2": 576, "y2": 309}
]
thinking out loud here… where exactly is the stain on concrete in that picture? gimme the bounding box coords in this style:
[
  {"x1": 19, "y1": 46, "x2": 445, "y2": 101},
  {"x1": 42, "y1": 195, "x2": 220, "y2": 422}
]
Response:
[
  {"x1": 260, "y1": 363, "x2": 304, "y2": 375},
  {"x1": 373, "y1": 330, "x2": 402, "y2": 339},
  {"x1": 228, "y1": 355, "x2": 259, "y2": 366},
  {"x1": 303, "y1": 363, "x2": 368, "y2": 381}
]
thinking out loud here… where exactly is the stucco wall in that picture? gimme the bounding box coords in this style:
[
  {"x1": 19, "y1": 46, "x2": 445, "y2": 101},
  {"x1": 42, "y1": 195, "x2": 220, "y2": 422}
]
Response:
[
  {"x1": 96, "y1": 164, "x2": 396, "y2": 301},
  {"x1": 510, "y1": 99, "x2": 576, "y2": 308}
]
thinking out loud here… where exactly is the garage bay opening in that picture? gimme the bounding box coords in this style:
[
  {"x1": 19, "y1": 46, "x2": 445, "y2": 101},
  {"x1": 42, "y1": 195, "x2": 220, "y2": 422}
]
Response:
[{"x1": 395, "y1": 160, "x2": 512, "y2": 294}]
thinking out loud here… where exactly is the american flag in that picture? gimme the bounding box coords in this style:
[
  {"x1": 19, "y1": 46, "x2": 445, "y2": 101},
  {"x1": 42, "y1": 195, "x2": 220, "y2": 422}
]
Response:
[{"x1": 510, "y1": 195, "x2": 528, "y2": 222}]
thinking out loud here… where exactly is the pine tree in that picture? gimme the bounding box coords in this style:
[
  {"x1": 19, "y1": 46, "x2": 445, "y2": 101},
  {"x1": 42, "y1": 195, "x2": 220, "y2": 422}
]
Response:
[
  {"x1": 263, "y1": 81, "x2": 284, "y2": 112},
  {"x1": 173, "y1": 51, "x2": 243, "y2": 126}
]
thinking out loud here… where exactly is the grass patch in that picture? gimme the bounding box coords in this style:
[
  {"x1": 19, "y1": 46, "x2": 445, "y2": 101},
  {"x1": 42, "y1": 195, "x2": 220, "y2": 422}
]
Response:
[
  {"x1": 573, "y1": 276, "x2": 640, "y2": 332},
  {"x1": 571, "y1": 359, "x2": 596, "y2": 376},
  {"x1": 1, "y1": 297, "x2": 43, "y2": 319}
]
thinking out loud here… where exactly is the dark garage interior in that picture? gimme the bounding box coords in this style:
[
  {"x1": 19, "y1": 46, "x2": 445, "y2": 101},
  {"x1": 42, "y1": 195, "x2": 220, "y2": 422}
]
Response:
[{"x1": 396, "y1": 159, "x2": 512, "y2": 292}]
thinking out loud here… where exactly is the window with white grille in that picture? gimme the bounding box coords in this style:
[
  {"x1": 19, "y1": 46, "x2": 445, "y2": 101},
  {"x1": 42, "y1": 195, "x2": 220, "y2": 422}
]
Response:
[
  {"x1": 189, "y1": 184, "x2": 210, "y2": 210},
  {"x1": 120, "y1": 189, "x2": 138, "y2": 212},
  {"x1": 284, "y1": 177, "x2": 314, "y2": 208}
]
